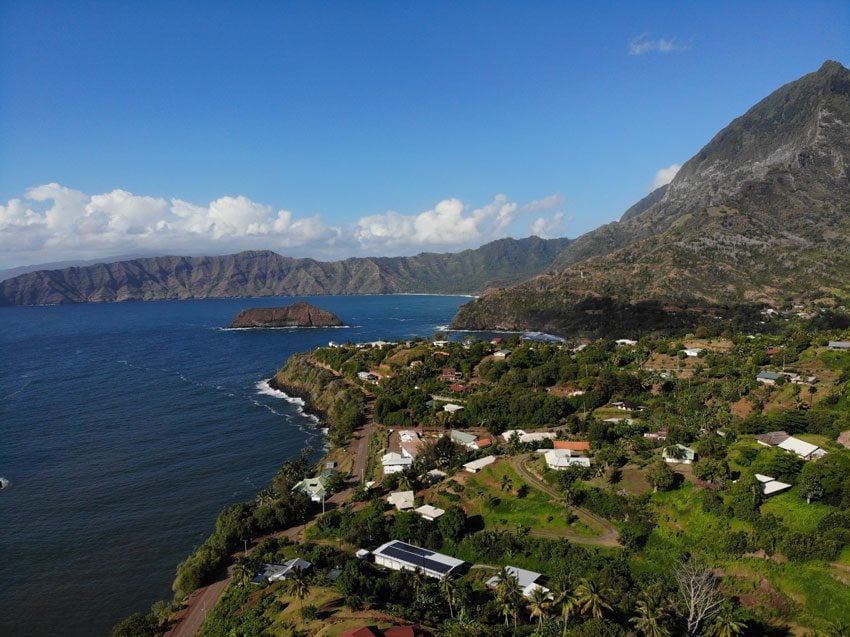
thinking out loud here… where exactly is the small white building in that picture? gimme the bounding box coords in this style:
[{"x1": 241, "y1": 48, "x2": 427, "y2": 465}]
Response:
[
  {"x1": 387, "y1": 490, "x2": 415, "y2": 511},
  {"x1": 486, "y1": 566, "x2": 550, "y2": 598},
  {"x1": 828, "y1": 341, "x2": 850, "y2": 351},
  {"x1": 415, "y1": 505, "x2": 446, "y2": 521},
  {"x1": 443, "y1": 403, "x2": 464, "y2": 414},
  {"x1": 616, "y1": 339, "x2": 637, "y2": 346},
  {"x1": 755, "y1": 474, "x2": 792, "y2": 496},
  {"x1": 501, "y1": 429, "x2": 557, "y2": 444},
  {"x1": 662, "y1": 444, "x2": 697, "y2": 465},
  {"x1": 382, "y1": 452, "x2": 413, "y2": 475},
  {"x1": 543, "y1": 449, "x2": 591, "y2": 470},
  {"x1": 777, "y1": 436, "x2": 827, "y2": 460},
  {"x1": 464, "y1": 455, "x2": 496, "y2": 473},
  {"x1": 493, "y1": 349, "x2": 512, "y2": 359},
  {"x1": 681, "y1": 348, "x2": 703, "y2": 357},
  {"x1": 253, "y1": 558, "x2": 312, "y2": 583}
]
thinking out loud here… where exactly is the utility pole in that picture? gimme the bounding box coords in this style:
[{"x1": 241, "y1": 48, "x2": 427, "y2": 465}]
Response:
[{"x1": 243, "y1": 538, "x2": 248, "y2": 557}]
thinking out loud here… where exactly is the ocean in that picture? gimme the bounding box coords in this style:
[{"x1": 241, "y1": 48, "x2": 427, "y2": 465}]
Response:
[{"x1": 0, "y1": 295, "x2": 469, "y2": 636}]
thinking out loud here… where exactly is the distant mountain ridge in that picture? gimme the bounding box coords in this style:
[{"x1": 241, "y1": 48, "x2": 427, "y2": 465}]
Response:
[
  {"x1": 0, "y1": 236, "x2": 571, "y2": 306},
  {"x1": 452, "y1": 60, "x2": 850, "y2": 335}
]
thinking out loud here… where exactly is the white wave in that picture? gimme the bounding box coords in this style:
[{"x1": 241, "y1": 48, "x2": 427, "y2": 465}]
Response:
[{"x1": 0, "y1": 477, "x2": 10, "y2": 491}]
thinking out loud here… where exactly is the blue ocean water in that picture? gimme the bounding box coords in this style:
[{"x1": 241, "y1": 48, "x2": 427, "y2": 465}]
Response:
[{"x1": 0, "y1": 295, "x2": 468, "y2": 637}]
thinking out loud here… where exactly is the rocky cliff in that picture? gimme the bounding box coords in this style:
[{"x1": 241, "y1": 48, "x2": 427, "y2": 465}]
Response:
[
  {"x1": 230, "y1": 302, "x2": 343, "y2": 328},
  {"x1": 0, "y1": 236, "x2": 571, "y2": 306}
]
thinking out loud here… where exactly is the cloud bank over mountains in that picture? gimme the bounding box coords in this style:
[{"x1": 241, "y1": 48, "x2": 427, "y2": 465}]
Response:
[{"x1": 0, "y1": 183, "x2": 567, "y2": 267}]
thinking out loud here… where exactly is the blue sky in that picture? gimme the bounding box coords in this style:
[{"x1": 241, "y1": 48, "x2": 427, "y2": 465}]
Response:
[{"x1": 1, "y1": 1, "x2": 848, "y2": 268}]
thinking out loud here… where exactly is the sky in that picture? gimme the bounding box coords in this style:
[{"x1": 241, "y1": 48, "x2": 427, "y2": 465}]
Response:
[{"x1": 1, "y1": 1, "x2": 848, "y2": 269}]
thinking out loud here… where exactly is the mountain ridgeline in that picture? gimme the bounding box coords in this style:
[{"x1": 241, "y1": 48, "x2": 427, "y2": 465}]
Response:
[
  {"x1": 452, "y1": 60, "x2": 850, "y2": 335},
  {"x1": 0, "y1": 237, "x2": 571, "y2": 305}
]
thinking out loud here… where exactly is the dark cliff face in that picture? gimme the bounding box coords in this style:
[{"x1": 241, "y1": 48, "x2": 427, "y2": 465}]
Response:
[
  {"x1": 454, "y1": 60, "x2": 850, "y2": 334},
  {"x1": 230, "y1": 302, "x2": 343, "y2": 328},
  {"x1": 0, "y1": 236, "x2": 572, "y2": 306}
]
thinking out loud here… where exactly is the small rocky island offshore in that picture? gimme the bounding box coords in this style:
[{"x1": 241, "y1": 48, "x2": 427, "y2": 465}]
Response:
[{"x1": 229, "y1": 301, "x2": 344, "y2": 328}]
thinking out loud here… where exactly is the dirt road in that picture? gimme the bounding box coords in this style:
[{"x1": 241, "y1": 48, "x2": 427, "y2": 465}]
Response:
[{"x1": 509, "y1": 454, "x2": 620, "y2": 547}]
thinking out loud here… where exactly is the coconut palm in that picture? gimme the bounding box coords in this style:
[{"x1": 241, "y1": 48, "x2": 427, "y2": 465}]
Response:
[
  {"x1": 494, "y1": 566, "x2": 523, "y2": 628},
  {"x1": 527, "y1": 585, "x2": 552, "y2": 628},
  {"x1": 411, "y1": 567, "x2": 429, "y2": 604},
  {"x1": 709, "y1": 605, "x2": 747, "y2": 637},
  {"x1": 232, "y1": 558, "x2": 254, "y2": 586},
  {"x1": 397, "y1": 470, "x2": 413, "y2": 491},
  {"x1": 286, "y1": 567, "x2": 311, "y2": 611},
  {"x1": 440, "y1": 576, "x2": 461, "y2": 619},
  {"x1": 630, "y1": 595, "x2": 671, "y2": 637},
  {"x1": 255, "y1": 488, "x2": 276, "y2": 507},
  {"x1": 551, "y1": 582, "x2": 580, "y2": 637},
  {"x1": 575, "y1": 577, "x2": 613, "y2": 619},
  {"x1": 501, "y1": 474, "x2": 513, "y2": 492}
]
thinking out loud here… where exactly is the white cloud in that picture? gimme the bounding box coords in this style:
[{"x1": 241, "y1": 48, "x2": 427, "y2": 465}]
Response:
[
  {"x1": 0, "y1": 184, "x2": 566, "y2": 268},
  {"x1": 530, "y1": 212, "x2": 565, "y2": 238},
  {"x1": 629, "y1": 34, "x2": 689, "y2": 56},
  {"x1": 521, "y1": 194, "x2": 565, "y2": 214},
  {"x1": 650, "y1": 163, "x2": 682, "y2": 191},
  {"x1": 354, "y1": 194, "x2": 520, "y2": 250}
]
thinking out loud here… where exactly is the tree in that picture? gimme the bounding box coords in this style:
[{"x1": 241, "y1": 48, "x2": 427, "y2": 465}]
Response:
[
  {"x1": 501, "y1": 474, "x2": 514, "y2": 492},
  {"x1": 494, "y1": 566, "x2": 523, "y2": 628},
  {"x1": 674, "y1": 560, "x2": 724, "y2": 636},
  {"x1": 708, "y1": 604, "x2": 747, "y2": 637},
  {"x1": 527, "y1": 585, "x2": 552, "y2": 628},
  {"x1": 440, "y1": 576, "x2": 461, "y2": 619},
  {"x1": 551, "y1": 580, "x2": 580, "y2": 637},
  {"x1": 630, "y1": 590, "x2": 671, "y2": 637},
  {"x1": 438, "y1": 505, "x2": 468, "y2": 543},
  {"x1": 286, "y1": 568, "x2": 311, "y2": 611},
  {"x1": 575, "y1": 578, "x2": 613, "y2": 619},
  {"x1": 646, "y1": 461, "x2": 676, "y2": 492},
  {"x1": 799, "y1": 471, "x2": 825, "y2": 504},
  {"x1": 232, "y1": 558, "x2": 254, "y2": 586}
]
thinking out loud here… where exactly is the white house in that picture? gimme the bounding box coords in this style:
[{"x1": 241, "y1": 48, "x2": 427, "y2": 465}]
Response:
[
  {"x1": 501, "y1": 429, "x2": 557, "y2": 444},
  {"x1": 486, "y1": 566, "x2": 550, "y2": 598},
  {"x1": 252, "y1": 558, "x2": 312, "y2": 583},
  {"x1": 543, "y1": 449, "x2": 591, "y2": 470},
  {"x1": 681, "y1": 348, "x2": 704, "y2": 357},
  {"x1": 755, "y1": 473, "x2": 792, "y2": 496},
  {"x1": 493, "y1": 349, "x2": 512, "y2": 359},
  {"x1": 381, "y1": 452, "x2": 413, "y2": 475},
  {"x1": 828, "y1": 341, "x2": 850, "y2": 351},
  {"x1": 756, "y1": 371, "x2": 783, "y2": 385},
  {"x1": 415, "y1": 505, "x2": 445, "y2": 521},
  {"x1": 777, "y1": 436, "x2": 827, "y2": 460},
  {"x1": 662, "y1": 444, "x2": 697, "y2": 465},
  {"x1": 358, "y1": 371, "x2": 379, "y2": 383},
  {"x1": 443, "y1": 403, "x2": 464, "y2": 414},
  {"x1": 387, "y1": 490, "x2": 415, "y2": 511},
  {"x1": 616, "y1": 339, "x2": 637, "y2": 346},
  {"x1": 449, "y1": 430, "x2": 478, "y2": 448},
  {"x1": 464, "y1": 455, "x2": 496, "y2": 473},
  {"x1": 398, "y1": 431, "x2": 423, "y2": 459},
  {"x1": 373, "y1": 540, "x2": 466, "y2": 580}
]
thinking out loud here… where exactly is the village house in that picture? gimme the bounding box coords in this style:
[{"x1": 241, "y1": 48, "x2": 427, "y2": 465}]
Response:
[
  {"x1": 756, "y1": 431, "x2": 827, "y2": 460},
  {"x1": 643, "y1": 429, "x2": 669, "y2": 441},
  {"x1": 543, "y1": 449, "x2": 591, "y2": 470},
  {"x1": 755, "y1": 474, "x2": 792, "y2": 496},
  {"x1": 612, "y1": 400, "x2": 644, "y2": 412},
  {"x1": 252, "y1": 558, "x2": 312, "y2": 584},
  {"x1": 463, "y1": 455, "x2": 496, "y2": 473},
  {"x1": 756, "y1": 371, "x2": 783, "y2": 385},
  {"x1": 662, "y1": 444, "x2": 697, "y2": 465},
  {"x1": 486, "y1": 566, "x2": 550, "y2": 598},
  {"x1": 443, "y1": 403, "x2": 464, "y2": 414},
  {"x1": 616, "y1": 339, "x2": 637, "y2": 346},
  {"x1": 449, "y1": 430, "x2": 478, "y2": 448},
  {"x1": 372, "y1": 540, "x2": 466, "y2": 580},
  {"x1": 828, "y1": 340, "x2": 850, "y2": 351},
  {"x1": 681, "y1": 348, "x2": 703, "y2": 357},
  {"x1": 414, "y1": 504, "x2": 445, "y2": 521},
  {"x1": 501, "y1": 429, "x2": 557, "y2": 444},
  {"x1": 381, "y1": 452, "x2": 413, "y2": 475},
  {"x1": 358, "y1": 371, "x2": 379, "y2": 383},
  {"x1": 439, "y1": 367, "x2": 463, "y2": 381},
  {"x1": 398, "y1": 431, "x2": 423, "y2": 459},
  {"x1": 493, "y1": 349, "x2": 512, "y2": 359},
  {"x1": 553, "y1": 440, "x2": 591, "y2": 452},
  {"x1": 387, "y1": 490, "x2": 415, "y2": 511}
]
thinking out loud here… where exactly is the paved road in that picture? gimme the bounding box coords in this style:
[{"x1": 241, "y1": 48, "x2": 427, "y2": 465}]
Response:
[{"x1": 509, "y1": 454, "x2": 619, "y2": 547}]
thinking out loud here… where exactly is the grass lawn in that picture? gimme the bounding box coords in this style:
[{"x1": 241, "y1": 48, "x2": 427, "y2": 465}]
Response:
[
  {"x1": 432, "y1": 461, "x2": 598, "y2": 538},
  {"x1": 760, "y1": 492, "x2": 832, "y2": 533}
]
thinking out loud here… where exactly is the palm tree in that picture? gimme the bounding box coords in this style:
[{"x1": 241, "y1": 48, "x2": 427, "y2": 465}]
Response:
[
  {"x1": 411, "y1": 567, "x2": 429, "y2": 604},
  {"x1": 255, "y1": 488, "x2": 276, "y2": 507},
  {"x1": 440, "y1": 576, "x2": 461, "y2": 619},
  {"x1": 551, "y1": 581, "x2": 579, "y2": 637},
  {"x1": 494, "y1": 566, "x2": 523, "y2": 628},
  {"x1": 232, "y1": 558, "x2": 254, "y2": 586},
  {"x1": 501, "y1": 474, "x2": 513, "y2": 492},
  {"x1": 709, "y1": 605, "x2": 747, "y2": 637},
  {"x1": 397, "y1": 470, "x2": 413, "y2": 492},
  {"x1": 630, "y1": 595, "x2": 671, "y2": 637},
  {"x1": 575, "y1": 577, "x2": 613, "y2": 619},
  {"x1": 286, "y1": 567, "x2": 310, "y2": 611},
  {"x1": 527, "y1": 586, "x2": 552, "y2": 628}
]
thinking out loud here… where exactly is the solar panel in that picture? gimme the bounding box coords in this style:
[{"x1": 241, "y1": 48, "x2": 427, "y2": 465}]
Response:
[
  {"x1": 379, "y1": 544, "x2": 454, "y2": 575},
  {"x1": 388, "y1": 541, "x2": 432, "y2": 557}
]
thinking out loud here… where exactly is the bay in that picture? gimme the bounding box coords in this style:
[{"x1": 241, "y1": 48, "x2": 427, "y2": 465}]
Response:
[{"x1": 0, "y1": 294, "x2": 468, "y2": 636}]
